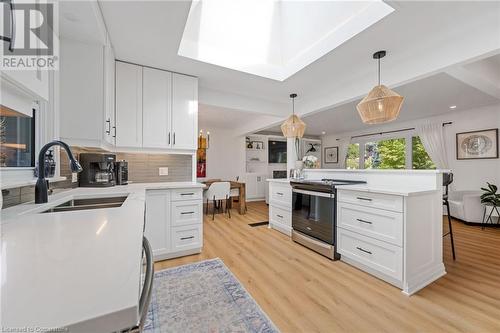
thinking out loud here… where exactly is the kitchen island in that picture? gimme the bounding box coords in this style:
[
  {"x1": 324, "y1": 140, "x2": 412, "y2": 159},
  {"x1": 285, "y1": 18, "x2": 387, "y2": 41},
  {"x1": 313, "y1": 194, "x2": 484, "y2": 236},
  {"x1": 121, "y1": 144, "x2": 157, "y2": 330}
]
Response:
[
  {"x1": 268, "y1": 169, "x2": 446, "y2": 295},
  {"x1": 0, "y1": 182, "x2": 205, "y2": 332}
]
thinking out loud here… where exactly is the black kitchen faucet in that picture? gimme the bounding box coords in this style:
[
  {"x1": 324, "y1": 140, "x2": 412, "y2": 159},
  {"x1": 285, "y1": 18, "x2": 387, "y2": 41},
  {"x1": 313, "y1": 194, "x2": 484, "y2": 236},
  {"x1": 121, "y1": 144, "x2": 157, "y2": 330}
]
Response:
[{"x1": 35, "y1": 140, "x2": 83, "y2": 204}]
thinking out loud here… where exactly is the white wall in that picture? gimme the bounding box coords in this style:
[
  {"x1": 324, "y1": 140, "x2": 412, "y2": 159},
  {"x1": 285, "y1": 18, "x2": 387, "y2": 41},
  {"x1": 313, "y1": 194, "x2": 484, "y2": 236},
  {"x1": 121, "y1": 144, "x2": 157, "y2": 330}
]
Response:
[
  {"x1": 196, "y1": 128, "x2": 246, "y2": 182},
  {"x1": 321, "y1": 104, "x2": 500, "y2": 191}
]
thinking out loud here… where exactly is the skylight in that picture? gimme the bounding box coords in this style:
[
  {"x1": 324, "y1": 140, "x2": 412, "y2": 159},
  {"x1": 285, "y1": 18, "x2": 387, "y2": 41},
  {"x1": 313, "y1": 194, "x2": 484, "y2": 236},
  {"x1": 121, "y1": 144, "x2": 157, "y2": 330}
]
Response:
[{"x1": 179, "y1": 0, "x2": 394, "y2": 81}]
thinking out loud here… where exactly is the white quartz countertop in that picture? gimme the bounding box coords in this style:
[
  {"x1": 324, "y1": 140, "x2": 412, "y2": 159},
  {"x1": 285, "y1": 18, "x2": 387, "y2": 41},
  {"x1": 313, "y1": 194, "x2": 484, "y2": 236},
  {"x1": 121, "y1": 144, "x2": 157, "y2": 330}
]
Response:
[
  {"x1": 266, "y1": 179, "x2": 437, "y2": 196},
  {"x1": 0, "y1": 182, "x2": 204, "y2": 331}
]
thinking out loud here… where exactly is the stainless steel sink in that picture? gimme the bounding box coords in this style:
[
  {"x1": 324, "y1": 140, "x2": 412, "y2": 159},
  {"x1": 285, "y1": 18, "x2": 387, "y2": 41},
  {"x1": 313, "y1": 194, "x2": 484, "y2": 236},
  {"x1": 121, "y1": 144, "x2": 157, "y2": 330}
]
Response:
[{"x1": 41, "y1": 196, "x2": 128, "y2": 213}]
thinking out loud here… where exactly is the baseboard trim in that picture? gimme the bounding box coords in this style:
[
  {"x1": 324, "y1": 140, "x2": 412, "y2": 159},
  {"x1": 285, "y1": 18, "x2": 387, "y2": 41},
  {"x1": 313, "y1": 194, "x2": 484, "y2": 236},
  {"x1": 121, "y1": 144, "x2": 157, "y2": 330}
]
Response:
[{"x1": 402, "y1": 264, "x2": 446, "y2": 296}]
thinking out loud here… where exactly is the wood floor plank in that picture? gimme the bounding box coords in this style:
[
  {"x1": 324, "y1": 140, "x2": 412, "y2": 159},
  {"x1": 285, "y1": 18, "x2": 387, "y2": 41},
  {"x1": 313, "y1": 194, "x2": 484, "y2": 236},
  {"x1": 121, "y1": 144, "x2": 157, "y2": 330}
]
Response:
[{"x1": 155, "y1": 201, "x2": 500, "y2": 332}]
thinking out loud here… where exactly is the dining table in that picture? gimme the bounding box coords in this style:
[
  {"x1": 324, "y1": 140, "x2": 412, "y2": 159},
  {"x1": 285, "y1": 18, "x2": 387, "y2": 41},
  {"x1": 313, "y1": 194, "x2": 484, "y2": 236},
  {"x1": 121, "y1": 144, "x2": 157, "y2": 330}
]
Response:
[{"x1": 202, "y1": 179, "x2": 247, "y2": 215}]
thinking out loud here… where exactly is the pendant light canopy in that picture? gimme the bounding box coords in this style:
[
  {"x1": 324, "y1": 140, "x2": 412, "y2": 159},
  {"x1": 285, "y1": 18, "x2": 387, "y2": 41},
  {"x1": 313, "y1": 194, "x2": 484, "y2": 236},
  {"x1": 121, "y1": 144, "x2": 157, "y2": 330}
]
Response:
[
  {"x1": 357, "y1": 51, "x2": 404, "y2": 124},
  {"x1": 281, "y1": 93, "x2": 306, "y2": 138}
]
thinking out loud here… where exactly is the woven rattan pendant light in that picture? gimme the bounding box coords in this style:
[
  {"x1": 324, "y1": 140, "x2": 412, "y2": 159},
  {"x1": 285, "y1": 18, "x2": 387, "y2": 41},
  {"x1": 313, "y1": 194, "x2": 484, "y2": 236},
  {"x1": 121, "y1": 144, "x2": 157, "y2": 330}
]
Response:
[
  {"x1": 357, "y1": 51, "x2": 404, "y2": 124},
  {"x1": 281, "y1": 93, "x2": 306, "y2": 138}
]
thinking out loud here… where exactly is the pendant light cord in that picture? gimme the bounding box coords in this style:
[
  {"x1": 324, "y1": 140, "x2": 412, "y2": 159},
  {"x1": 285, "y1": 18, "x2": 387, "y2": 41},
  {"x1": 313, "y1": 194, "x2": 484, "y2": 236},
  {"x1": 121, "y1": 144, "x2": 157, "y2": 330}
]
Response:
[{"x1": 378, "y1": 57, "x2": 381, "y2": 86}]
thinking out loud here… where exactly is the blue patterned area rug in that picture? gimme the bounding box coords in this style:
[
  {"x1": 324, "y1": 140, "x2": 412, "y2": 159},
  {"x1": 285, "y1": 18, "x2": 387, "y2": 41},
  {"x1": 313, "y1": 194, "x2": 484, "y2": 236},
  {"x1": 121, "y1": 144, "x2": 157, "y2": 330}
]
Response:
[{"x1": 144, "y1": 258, "x2": 279, "y2": 333}]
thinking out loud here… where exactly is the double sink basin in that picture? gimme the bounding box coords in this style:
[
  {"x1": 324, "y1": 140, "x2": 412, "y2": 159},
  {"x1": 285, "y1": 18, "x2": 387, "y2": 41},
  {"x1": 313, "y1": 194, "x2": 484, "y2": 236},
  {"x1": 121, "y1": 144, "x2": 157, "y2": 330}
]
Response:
[{"x1": 41, "y1": 196, "x2": 128, "y2": 213}]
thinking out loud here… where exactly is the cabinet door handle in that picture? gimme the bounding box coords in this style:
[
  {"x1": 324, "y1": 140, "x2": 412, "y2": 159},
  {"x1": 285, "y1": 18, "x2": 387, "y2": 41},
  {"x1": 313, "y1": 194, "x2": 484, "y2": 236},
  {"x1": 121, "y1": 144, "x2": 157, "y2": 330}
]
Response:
[
  {"x1": 180, "y1": 193, "x2": 194, "y2": 196},
  {"x1": 112, "y1": 126, "x2": 116, "y2": 138},
  {"x1": 276, "y1": 192, "x2": 284, "y2": 196},
  {"x1": 181, "y1": 236, "x2": 194, "y2": 240},
  {"x1": 356, "y1": 218, "x2": 373, "y2": 224},
  {"x1": 168, "y1": 132, "x2": 171, "y2": 145},
  {"x1": 181, "y1": 211, "x2": 195, "y2": 215},
  {"x1": 173, "y1": 132, "x2": 176, "y2": 145},
  {"x1": 356, "y1": 246, "x2": 372, "y2": 254},
  {"x1": 276, "y1": 214, "x2": 283, "y2": 218},
  {"x1": 356, "y1": 197, "x2": 372, "y2": 202},
  {"x1": 105, "y1": 119, "x2": 111, "y2": 134}
]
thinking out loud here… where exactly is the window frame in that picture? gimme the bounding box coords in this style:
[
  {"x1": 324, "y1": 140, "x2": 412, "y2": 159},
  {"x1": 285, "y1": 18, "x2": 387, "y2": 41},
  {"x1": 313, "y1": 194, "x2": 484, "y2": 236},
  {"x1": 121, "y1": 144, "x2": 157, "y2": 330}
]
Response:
[{"x1": 349, "y1": 130, "x2": 432, "y2": 170}]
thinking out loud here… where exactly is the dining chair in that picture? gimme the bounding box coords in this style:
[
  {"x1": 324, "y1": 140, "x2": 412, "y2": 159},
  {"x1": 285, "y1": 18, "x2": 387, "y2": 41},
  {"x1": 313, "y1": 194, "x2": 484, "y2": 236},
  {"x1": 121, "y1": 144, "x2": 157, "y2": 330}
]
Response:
[
  {"x1": 443, "y1": 172, "x2": 456, "y2": 260},
  {"x1": 203, "y1": 182, "x2": 231, "y2": 220}
]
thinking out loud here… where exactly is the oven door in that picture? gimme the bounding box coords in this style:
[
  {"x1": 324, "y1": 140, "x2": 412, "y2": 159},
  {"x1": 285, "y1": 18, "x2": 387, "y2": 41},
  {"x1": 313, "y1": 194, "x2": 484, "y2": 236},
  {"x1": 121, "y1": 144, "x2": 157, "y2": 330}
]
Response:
[{"x1": 292, "y1": 189, "x2": 335, "y2": 244}]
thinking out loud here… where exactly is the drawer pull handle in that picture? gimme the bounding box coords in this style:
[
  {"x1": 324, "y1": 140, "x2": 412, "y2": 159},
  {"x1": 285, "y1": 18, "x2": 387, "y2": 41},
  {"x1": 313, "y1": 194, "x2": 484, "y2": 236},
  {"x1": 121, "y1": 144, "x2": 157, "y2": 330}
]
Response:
[
  {"x1": 181, "y1": 211, "x2": 195, "y2": 215},
  {"x1": 181, "y1": 236, "x2": 195, "y2": 240},
  {"x1": 356, "y1": 197, "x2": 372, "y2": 201},
  {"x1": 306, "y1": 226, "x2": 312, "y2": 231},
  {"x1": 356, "y1": 246, "x2": 372, "y2": 254},
  {"x1": 276, "y1": 214, "x2": 283, "y2": 218},
  {"x1": 356, "y1": 218, "x2": 373, "y2": 224},
  {"x1": 276, "y1": 192, "x2": 284, "y2": 196},
  {"x1": 181, "y1": 193, "x2": 194, "y2": 196}
]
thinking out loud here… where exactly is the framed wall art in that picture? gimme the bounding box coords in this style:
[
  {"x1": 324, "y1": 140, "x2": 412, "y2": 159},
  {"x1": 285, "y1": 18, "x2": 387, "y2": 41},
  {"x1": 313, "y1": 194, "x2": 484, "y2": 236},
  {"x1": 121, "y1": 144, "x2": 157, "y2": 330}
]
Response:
[
  {"x1": 456, "y1": 128, "x2": 498, "y2": 160},
  {"x1": 324, "y1": 146, "x2": 339, "y2": 164}
]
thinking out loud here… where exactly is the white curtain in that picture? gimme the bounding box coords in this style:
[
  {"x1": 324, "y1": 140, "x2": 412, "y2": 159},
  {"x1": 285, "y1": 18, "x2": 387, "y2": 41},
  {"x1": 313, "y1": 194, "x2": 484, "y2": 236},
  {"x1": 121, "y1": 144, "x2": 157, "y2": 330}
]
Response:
[
  {"x1": 416, "y1": 122, "x2": 449, "y2": 169},
  {"x1": 337, "y1": 137, "x2": 351, "y2": 169}
]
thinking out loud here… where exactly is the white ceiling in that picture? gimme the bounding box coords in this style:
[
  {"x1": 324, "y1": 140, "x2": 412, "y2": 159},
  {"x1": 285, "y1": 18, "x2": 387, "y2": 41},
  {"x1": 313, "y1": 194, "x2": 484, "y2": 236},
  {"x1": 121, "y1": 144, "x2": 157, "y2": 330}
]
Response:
[
  {"x1": 58, "y1": 1, "x2": 500, "y2": 136},
  {"x1": 198, "y1": 104, "x2": 265, "y2": 130},
  {"x1": 98, "y1": 0, "x2": 500, "y2": 112},
  {"x1": 265, "y1": 72, "x2": 500, "y2": 136}
]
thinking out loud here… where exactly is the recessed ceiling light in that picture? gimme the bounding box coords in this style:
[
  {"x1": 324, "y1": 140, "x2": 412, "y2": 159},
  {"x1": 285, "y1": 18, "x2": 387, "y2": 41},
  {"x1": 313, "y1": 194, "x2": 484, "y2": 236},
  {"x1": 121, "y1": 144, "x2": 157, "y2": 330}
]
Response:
[
  {"x1": 321, "y1": 131, "x2": 326, "y2": 135},
  {"x1": 449, "y1": 105, "x2": 457, "y2": 109}
]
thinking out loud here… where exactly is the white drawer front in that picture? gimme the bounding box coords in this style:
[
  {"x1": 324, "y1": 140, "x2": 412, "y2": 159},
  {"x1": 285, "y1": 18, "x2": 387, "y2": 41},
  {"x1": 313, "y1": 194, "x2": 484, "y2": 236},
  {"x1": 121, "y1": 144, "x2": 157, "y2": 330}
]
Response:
[
  {"x1": 338, "y1": 202, "x2": 403, "y2": 246},
  {"x1": 337, "y1": 190, "x2": 403, "y2": 212},
  {"x1": 338, "y1": 228, "x2": 402, "y2": 282},
  {"x1": 171, "y1": 225, "x2": 202, "y2": 251},
  {"x1": 270, "y1": 183, "x2": 292, "y2": 208},
  {"x1": 269, "y1": 204, "x2": 291, "y2": 227},
  {"x1": 171, "y1": 188, "x2": 202, "y2": 201},
  {"x1": 172, "y1": 200, "x2": 202, "y2": 227}
]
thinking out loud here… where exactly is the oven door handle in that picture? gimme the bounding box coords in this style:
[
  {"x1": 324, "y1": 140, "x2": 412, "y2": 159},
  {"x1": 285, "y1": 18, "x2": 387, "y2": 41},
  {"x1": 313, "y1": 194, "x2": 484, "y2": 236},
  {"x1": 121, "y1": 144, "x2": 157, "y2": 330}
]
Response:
[
  {"x1": 293, "y1": 188, "x2": 334, "y2": 198},
  {"x1": 138, "y1": 236, "x2": 154, "y2": 331}
]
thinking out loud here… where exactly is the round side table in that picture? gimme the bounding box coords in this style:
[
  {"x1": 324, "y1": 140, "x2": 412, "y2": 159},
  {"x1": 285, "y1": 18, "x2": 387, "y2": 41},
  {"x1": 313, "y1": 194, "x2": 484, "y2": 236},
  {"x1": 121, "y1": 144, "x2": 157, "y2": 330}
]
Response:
[{"x1": 481, "y1": 202, "x2": 500, "y2": 229}]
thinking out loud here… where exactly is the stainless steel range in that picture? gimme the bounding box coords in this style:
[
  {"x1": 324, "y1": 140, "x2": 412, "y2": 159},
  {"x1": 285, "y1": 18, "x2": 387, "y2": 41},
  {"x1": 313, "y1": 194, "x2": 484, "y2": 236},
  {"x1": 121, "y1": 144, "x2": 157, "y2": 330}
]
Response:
[{"x1": 290, "y1": 178, "x2": 366, "y2": 260}]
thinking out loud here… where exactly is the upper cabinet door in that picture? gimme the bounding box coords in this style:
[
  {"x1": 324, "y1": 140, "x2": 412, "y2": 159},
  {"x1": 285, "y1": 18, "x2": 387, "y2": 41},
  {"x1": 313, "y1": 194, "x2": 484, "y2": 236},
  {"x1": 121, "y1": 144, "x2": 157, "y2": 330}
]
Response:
[
  {"x1": 103, "y1": 44, "x2": 115, "y2": 145},
  {"x1": 172, "y1": 73, "x2": 198, "y2": 150},
  {"x1": 115, "y1": 62, "x2": 143, "y2": 148},
  {"x1": 143, "y1": 67, "x2": 172, "y2": 148}
]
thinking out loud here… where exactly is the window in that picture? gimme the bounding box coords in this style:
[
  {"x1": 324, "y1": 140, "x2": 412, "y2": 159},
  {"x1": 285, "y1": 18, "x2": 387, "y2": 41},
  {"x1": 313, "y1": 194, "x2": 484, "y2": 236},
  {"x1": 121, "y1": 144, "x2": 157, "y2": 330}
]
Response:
[
  {"x1": 412, "y1": 136, "x2": 436, "y2": 170},
  {"x1": 346, "y1": 143, "x2": 360, "y2": 169},
  {"x1": 0, "y1": 105, "x2": 35, "y2": 167},
  {"x1": 348, "y1": 134, "x2": 435, "y2": 170},
  {"x1": 364, "y1": 138, "x2": 406, "y2": 169}
]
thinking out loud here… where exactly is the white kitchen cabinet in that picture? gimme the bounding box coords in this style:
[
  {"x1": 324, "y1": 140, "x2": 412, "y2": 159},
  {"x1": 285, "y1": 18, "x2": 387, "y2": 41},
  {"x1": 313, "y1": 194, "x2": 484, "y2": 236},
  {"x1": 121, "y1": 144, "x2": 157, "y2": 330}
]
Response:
[
  {"x1": 59, "y1": 38, "x2": 117, "y2": 149},
  {"x1": 145, "y1": 190, "x2": 171, "y2": 257},
  {"x1": 115, "y1": 62, "x2": 143, "y2": 148},
  {"x1": 59, "y1": 39, "x2": 105, "y2": 147},
  {"x1": 337, "y1": 188, "x2": 445, "y2": 295},
  {"x1": 145, "y1": 187, "x2": 203, "y2": 261},
  {"x1": 171, "y1": 73, "x2": 198, "y2": 150},
  {"x1": 268, "y1": 180, "x2": 292, "y2": 236},
  {"x1": 103, "y1": 42, "x2": 116, "y2": 146},
  {"x1": 246, "y1": 173, "x2": 267, "y2": 200},
  {"x1": 142, "y1": 67, "x2": 172, "y2": 148}
]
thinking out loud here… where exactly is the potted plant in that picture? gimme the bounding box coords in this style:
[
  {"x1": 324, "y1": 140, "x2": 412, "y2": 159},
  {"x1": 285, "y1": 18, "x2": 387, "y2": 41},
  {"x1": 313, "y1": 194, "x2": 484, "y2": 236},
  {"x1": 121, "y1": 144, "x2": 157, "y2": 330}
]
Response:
[
  {"x1": 302, "y1": 155, "x2": 319, "y2": 169},
  {"x1": 480, "y1": 183, "x2": 500, "y2": 206}
]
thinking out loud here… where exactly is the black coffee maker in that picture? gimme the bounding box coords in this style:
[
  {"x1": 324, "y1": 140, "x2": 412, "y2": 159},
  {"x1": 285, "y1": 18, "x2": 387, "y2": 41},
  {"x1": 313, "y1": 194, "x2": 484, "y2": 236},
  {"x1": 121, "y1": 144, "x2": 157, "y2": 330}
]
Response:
[{"x1": 79, "y1": 153, "x2": 116, "y2": 187}]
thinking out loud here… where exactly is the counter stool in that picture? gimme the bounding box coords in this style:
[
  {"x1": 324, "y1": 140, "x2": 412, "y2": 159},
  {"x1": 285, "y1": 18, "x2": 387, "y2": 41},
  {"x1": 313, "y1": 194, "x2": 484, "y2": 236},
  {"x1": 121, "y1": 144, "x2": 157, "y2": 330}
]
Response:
[{"x1": 443, "y1": 172, "x2": 456, "y2": 260}]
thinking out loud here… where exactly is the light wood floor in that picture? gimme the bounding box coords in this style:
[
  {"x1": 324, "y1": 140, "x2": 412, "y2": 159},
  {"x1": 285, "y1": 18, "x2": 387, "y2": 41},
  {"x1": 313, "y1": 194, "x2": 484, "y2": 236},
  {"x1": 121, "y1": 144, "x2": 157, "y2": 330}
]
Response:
[{"x1": 155, "y1": 201, "x2": 500, "y2": 333}]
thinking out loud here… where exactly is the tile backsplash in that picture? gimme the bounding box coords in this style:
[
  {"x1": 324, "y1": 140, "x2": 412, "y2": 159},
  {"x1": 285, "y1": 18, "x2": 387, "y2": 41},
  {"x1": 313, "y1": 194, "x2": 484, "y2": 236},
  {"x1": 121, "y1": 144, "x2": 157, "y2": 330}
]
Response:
[
  {"x1": 1, "y1": 147, "x2": 193, "y2": 209},
  {"x1": 60, "y1": 147, "x2": 193, "y2": 186}
]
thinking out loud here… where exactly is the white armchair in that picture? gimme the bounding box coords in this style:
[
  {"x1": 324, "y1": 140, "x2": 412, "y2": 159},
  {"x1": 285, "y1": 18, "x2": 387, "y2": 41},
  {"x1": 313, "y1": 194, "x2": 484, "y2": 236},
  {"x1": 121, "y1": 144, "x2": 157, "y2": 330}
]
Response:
[{"x1": 448, "y1": 191, "x2": 483, "y2": 223}]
